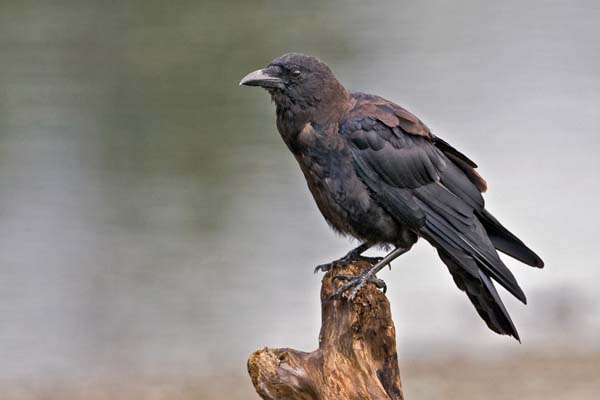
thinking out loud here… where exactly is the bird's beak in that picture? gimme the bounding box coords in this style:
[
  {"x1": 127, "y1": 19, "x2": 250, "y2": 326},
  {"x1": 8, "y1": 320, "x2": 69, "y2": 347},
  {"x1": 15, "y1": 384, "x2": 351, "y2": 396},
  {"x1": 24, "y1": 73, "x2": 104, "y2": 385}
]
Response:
[{"x1": 239, "y1": 68, "x2": 284, "y2": 89}]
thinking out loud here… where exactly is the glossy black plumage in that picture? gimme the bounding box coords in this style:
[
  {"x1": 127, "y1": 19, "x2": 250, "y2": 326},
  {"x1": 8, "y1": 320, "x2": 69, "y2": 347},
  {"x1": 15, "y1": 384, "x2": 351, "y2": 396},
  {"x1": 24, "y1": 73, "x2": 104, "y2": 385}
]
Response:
[{"x1": 240, "y1": 53, "x2": 544, "y2": 340}]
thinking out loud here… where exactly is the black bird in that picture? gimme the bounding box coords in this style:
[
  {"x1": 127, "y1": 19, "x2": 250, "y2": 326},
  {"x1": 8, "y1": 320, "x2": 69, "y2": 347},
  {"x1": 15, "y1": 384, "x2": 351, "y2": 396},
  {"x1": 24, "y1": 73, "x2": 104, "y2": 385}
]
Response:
[{"x1": 240, "y1": 53, "x2": 543, "y2": 341}]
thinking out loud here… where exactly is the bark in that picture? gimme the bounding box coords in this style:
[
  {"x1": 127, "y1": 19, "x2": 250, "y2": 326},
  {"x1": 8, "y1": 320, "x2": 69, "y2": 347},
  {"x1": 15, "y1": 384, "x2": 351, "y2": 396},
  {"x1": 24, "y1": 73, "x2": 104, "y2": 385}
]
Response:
[{"x1": 247, "y1": 261, "x2": 403, "y2": 400}]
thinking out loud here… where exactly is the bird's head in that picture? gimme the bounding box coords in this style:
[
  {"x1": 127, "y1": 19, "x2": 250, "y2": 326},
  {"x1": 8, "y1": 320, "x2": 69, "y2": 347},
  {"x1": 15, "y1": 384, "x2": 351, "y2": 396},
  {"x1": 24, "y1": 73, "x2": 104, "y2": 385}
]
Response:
[{"x1": 240, "y1": 53, "x2": 348, "y2": 120}]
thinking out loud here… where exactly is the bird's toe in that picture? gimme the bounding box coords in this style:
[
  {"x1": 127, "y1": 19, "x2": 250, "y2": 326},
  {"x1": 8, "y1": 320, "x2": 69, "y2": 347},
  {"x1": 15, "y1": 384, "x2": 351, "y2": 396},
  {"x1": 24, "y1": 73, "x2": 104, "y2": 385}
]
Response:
[
  {"x1": 358, "y1": 255, "x2": 383, "y2": 265},
  {"x1": 330, "y1": 272, "x2": 387, "y2": 300},
  {"x1": 332, "y1": 274, "x2": 355, "y2": 282},
  {"x1": 329, "y1": 280, "x2": 357, "y2": 300}
]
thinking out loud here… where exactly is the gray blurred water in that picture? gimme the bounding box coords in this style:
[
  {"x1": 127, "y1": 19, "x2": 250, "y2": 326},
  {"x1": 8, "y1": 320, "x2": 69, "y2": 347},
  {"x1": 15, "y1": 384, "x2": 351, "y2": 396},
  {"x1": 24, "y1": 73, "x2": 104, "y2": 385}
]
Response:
[{"x1": 0, "y1": 0, "x2": 599, "y2": 383}]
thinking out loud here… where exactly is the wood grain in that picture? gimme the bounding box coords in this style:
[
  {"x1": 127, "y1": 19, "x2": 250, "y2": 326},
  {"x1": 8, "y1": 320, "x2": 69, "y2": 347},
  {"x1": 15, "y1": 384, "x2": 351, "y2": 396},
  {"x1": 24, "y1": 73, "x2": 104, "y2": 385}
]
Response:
[{"x1": 247, "y1": 261, "x2": 403, "y2": 400}]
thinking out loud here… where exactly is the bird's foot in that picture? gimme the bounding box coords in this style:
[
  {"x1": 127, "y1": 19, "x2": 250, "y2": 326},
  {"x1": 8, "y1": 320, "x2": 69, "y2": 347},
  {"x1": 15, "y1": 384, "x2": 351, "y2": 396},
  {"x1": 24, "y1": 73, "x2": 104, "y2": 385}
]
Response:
[
  {"x1": 330, "y1": 271, "x2": 387, "y2": 301},
  {"x1": 314, "y1": 255, "x2": 382, "y2": 274}
]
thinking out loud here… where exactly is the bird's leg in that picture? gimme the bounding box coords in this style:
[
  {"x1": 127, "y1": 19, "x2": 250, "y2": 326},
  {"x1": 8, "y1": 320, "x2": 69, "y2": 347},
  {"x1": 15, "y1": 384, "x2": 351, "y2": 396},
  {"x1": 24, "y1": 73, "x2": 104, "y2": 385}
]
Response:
[
  {"x1": 314, "y1": 242, "x2": 380, "y2": 274},
  {"x1": 331, "y1": 246, "x2": 410, "y2": 301}
]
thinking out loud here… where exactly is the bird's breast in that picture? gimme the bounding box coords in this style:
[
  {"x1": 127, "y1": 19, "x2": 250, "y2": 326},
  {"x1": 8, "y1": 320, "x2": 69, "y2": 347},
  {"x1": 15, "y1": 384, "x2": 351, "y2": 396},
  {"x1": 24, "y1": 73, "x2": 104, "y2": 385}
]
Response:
[{"x1": 289, "y1": 125, "x2": 403, "y2": 243}]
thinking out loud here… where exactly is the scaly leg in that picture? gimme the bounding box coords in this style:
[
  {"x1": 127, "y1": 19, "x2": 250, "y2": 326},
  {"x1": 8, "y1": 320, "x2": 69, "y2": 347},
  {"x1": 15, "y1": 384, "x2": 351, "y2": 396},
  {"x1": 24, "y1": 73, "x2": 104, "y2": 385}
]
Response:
[
  {"x1": 314, "y1": 242, "x2": 380, "y2": 274},
  {"x1": 330, "y1": 246, "x2": 410, "y2": 301}
]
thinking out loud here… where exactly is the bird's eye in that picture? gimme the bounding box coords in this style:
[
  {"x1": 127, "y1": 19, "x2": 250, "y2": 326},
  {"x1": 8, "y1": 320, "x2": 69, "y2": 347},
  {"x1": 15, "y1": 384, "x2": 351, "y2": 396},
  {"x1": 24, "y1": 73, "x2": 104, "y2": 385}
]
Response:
[{"x1": 291, "y1": 69, "x2": 301, "y2": 77}]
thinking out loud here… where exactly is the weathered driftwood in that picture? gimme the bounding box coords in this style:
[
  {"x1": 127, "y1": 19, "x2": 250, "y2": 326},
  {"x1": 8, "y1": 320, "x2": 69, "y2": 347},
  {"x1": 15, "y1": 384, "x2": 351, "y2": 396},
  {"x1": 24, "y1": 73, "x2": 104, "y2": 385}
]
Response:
[{"x1": 247, "y1": 261, "x2": 403, "y2": 400}]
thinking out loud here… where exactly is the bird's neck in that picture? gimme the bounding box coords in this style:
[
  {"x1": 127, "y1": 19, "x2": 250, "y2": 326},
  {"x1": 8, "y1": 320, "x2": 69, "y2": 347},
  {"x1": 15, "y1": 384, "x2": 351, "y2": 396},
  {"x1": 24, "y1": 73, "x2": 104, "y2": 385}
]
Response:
[{"x1": 274, "y1": 83, "x2": 350, "y2": 144}]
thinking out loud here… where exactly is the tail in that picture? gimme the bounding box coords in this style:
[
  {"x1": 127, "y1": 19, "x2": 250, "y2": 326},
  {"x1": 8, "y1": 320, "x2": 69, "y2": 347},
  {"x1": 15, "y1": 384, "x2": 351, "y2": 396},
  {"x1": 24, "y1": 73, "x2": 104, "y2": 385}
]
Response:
[
  {"x1": 479, "y1": 209, "x2": 544, "y2": 268},
  {"x1": 438, "y1": 250, "x2": 520, "y2": 341}
]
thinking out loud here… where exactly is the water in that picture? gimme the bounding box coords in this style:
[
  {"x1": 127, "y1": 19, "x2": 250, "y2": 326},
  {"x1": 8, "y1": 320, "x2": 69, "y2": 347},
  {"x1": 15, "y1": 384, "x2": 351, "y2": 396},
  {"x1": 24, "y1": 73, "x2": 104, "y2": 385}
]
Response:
[{"x1": 0, "y1": 0, "x2": 599, "y2": 383}]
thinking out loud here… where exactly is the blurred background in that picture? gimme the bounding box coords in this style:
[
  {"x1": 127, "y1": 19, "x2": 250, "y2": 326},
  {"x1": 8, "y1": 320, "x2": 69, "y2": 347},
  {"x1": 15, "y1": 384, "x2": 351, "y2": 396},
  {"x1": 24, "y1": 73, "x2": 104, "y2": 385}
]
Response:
[{"x1": 1, "y1": 0, "x2": 599, "y2": 399}]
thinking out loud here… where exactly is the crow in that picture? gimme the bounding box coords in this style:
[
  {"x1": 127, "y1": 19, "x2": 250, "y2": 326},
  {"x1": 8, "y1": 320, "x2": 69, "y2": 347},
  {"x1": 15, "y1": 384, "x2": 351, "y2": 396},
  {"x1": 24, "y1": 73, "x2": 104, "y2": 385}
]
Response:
[{"x1": 240, "y1": 53, "x2": 543, "y2": 341}]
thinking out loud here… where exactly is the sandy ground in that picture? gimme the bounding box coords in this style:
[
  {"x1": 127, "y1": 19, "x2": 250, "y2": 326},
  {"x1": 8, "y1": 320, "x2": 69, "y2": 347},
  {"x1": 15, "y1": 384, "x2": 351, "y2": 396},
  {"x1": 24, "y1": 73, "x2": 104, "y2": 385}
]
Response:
[{"x1": 3, "y1": 352, "x2": 598, "y2": 399}]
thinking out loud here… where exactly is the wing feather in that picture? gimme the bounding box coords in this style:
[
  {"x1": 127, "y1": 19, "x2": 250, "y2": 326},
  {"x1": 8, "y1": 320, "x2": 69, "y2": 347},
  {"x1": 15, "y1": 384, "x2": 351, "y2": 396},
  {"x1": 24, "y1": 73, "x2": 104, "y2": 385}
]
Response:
[{"x1": 342, "y1": 94, "x2": 527, "y2": 308}]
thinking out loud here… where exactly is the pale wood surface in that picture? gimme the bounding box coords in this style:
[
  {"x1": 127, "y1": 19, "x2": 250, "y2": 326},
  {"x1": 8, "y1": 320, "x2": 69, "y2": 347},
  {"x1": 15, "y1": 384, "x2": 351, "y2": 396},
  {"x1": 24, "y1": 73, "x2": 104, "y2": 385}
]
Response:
[{"x1": 247, "y1": 261, "x2": 403, "y2": 400}]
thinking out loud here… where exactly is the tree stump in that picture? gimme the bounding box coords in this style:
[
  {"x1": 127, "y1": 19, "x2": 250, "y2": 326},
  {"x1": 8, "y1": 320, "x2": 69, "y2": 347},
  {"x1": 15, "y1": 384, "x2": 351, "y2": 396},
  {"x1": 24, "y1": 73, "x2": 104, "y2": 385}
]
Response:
[{"x1": 247, "y1": 261, "x2": 403, "y2": 400}]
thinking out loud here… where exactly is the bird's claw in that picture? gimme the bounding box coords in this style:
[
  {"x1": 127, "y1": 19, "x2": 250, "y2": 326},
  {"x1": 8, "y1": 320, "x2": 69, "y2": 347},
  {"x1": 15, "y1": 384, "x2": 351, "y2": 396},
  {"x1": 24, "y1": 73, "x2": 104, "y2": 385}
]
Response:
[
  {"x1": 315, "y1": 255, "x2": 382, "y2": 274},
  {"x1": 329, "y1": 272, "x2": 387, "y2": 301},
  {"x1": 314, "y1": 262, "x2": 336, "y2": 274}
]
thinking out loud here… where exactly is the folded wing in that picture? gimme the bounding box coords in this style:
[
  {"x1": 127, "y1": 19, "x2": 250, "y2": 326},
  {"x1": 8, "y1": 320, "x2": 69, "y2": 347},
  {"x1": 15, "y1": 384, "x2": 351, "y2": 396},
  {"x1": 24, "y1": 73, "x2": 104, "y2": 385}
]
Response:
[{"x1": 341, "y1": 93, "x2": 543, "y2": 339}]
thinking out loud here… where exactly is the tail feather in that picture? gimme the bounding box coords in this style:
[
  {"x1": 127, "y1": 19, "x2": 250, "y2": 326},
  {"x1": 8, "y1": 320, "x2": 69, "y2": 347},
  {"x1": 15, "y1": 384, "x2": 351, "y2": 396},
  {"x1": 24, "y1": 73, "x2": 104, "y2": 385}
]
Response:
[
  {"x1": 480, "y1": 209, "x2": 544, "y2": 268},
  {"x1": 438, "y1": 250, "x2": 521, "y2": 341},
  {"x1": 418, "y1": 201, "x2": 527, "y2": 304}
]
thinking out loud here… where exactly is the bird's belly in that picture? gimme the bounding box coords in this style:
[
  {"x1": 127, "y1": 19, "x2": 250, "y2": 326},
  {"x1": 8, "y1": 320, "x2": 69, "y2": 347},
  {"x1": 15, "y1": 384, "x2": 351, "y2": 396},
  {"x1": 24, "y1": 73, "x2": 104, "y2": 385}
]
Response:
[{"x1": 300, "y1": 162, "x2": 411, "y2": 245}]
